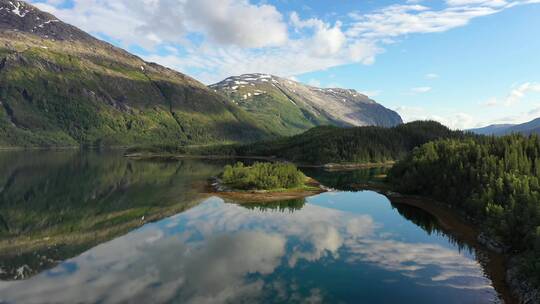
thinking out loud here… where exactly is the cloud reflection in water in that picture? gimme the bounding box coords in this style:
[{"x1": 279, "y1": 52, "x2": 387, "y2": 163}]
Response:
[{"x1": 0, "y1": 194, "x2": 498, "y2": 303}]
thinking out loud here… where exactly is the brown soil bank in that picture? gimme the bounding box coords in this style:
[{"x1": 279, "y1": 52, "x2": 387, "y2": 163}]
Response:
[{"x1": 350, "y1": 184, "x2": 517, "y2": 304}]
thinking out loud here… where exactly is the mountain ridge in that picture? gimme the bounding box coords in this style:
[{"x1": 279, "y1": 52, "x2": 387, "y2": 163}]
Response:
[
  {"x1": 0, "y1": 0, "x2": 272, "y2": 146},
  {"x1": 210, "y1": 73, "x2": 402, "y2": 136},
  {"x1": 468, "y1": 117, "x2": 540, "y2": 136},
  {"x1": 0, "y1": 0, "x2": 402, "y2": 147}
]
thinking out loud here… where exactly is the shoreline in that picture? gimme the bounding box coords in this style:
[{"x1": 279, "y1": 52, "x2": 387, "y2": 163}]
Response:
[
  {"x1": 124, "y1": 152, "x2": 395, "y2": 169},
  {"x1": 358, "y1": 184, "x2": 536, "y2": 304},
  {"x1": 385, "y1": 194, "x2": 516, "y2": 304},
  {"x1": 125, "y1": 152, "x2": 278, "y2": 162},
  {"x1": 207, "y1": 177, "x2": 327, "y2": 203}
]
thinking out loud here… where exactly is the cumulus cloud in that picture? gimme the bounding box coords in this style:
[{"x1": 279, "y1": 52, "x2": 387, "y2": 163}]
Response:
[
  {"x1": 29, "y1": 0, "x2": 539, "y2": 83},
  {"x1": 183, "y1": 0, "x2": 288, "y2": 48},
  {"x1": 290, "y1": 12, "x2": 346, "y2": 57},
  {"x1": 395, "y1": 106, "x2": 476, "y2": 129},
  {"x1": 32, "y1": 0, "x2": 288, "y2": 49}
]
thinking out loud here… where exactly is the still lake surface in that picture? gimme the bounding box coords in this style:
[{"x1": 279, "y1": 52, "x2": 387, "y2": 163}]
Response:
[{"x1": 0, "y1": 151, "x2": 507, "y2": 303}]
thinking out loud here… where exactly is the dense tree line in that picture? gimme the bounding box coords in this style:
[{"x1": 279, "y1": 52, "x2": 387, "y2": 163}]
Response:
[
  {"x1": 234, "y1": 120, "x2": 466, "y2": 164},
  {"x1": 222, "y1": 162, "x2": 306, "y2": 190},
  {"x1": 128, "y1": 121, "x2": 466, "y2": 165},
  {"x1": 388, "y1": 135, "x2": 540, "y2": 285}
]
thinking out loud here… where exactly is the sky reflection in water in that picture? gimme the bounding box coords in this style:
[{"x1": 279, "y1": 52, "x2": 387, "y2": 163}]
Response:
[{"x1": 0, "y1": 191, "x2": 499, "y2": 304}]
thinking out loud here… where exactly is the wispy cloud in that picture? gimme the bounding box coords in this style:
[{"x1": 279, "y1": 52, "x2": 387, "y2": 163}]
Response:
[
  {"x1": 480, "y1": 82, "x2": 540, "y2": 107},
  {"x1": 411, "y1": 86, "x2": 432, "y2": 93}
]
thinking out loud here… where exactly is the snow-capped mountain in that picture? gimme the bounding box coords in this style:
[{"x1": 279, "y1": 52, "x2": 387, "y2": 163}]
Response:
[{"x1": 210, "y1": 73, "x2": 402, "y2": 135}]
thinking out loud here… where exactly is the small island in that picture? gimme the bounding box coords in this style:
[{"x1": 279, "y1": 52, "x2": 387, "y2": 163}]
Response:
[{"x1": 210, "y1": 162, "x2": 326, "y2": 202}]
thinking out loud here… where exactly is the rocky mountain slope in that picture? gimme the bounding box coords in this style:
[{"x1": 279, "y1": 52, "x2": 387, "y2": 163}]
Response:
[
  {"x1": 469, "y1": 118, "x2": 540, "y2": 136},
  {"x1": 0, "y1": 0, "x2": 271, "y2": 147},
  {"x1": 210, "y1": 73, "x2": 403, "y2": 136}
]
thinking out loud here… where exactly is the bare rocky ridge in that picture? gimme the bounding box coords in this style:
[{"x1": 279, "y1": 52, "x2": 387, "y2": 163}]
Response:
[
  {"x1": 0, "y1": 0, "x2": 94, "y2": 42},
  {"x1": 210, "y1": 73, "x2": 403, "y2": 128}
]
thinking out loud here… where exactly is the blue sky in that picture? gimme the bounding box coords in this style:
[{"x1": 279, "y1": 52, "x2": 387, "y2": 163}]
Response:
[{"x1": 31, "y1": 0, "x2": 540, "y2": 129}]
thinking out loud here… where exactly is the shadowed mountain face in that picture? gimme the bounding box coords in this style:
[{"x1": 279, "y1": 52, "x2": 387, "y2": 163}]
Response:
[
  {"x1": 210, "y1": 74, "x2": 403, "y2": 136},
  {"x1": 0, "y1": 0, "x2": 272, "y2": 147}
]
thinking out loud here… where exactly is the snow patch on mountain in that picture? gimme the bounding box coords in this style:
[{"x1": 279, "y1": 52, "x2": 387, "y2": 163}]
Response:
[{"x1": 210, "y1": 73, "x2": 403, "y2": 127}]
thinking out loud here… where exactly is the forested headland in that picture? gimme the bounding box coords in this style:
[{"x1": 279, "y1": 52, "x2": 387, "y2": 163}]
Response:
[{"x1": 388, "y1": 135, "x2": 540, "y2": 287}]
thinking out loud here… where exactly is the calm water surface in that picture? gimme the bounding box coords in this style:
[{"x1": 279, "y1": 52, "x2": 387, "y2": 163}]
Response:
[{"x1": 0, "y1": 151, "x2": 506, "y2": 303}]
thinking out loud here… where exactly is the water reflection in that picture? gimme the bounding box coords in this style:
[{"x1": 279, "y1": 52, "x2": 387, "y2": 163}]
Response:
[
  {"x1": 0, "y1": 151, "x2": 225, "y2": 280},
  {"x1": 236, "y1": 198, "x2": 306, "y2": 213},
  {"x1": 0, "y1": 194, "x2": 500, "y2": 304},
  {"x1": 301, "y1": 167, "x2": 388, "y2": 191},
  {"x1": 0, "y1": 154, "x2": 506, "y2": 303}
]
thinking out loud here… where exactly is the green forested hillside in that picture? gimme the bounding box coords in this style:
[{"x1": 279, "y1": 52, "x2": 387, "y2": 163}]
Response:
[
  {"x1": 0, "y1": 1, "x2": 272, "y2": 147},
  {"x1": 131, "y1": 121, "x2": 465, "y2": 165},
  {"x1": 388, "y1": 135, "x2": 540, "y2": 286},
  {"x1": 233, "y1": 120, "x2": 465, "y2": 164}
]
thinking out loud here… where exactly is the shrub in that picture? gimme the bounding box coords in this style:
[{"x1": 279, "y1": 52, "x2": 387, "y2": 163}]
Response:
[{"x1": 221, "y1": 162, "x2": 306, "y2": 190}]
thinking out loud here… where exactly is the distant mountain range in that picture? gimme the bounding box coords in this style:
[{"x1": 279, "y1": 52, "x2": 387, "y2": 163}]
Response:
[
  {"x1": 210, "y1": 74, "x2": 402, "y2": 136},
  {"x1": 468, "y1": 117, "x2": 540, "y2": 136},
  {"x1": 0, "y1": 0, "x2": 401, "y2": 147}
]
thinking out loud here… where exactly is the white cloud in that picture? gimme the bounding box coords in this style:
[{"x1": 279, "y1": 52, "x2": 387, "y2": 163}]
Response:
[
  {"x1": 446, "y1": 0, "x2": 509, "y2": 7},
  {"x1": 30, "y1": 0, "x2": 540, "y2": 83},
  {"x1": 183, "y1": 0, "x2": 288, "y2": 48},
  {"x1": 480, "y1": 97, "x2": 499, "y2": 107},
  {"x1": 425, "y1": 73, "x2": 439, "y2": 79},
  {"x1": 505, "y1": 82, "x2": 540, "y2": 105},
  {"x1": 32, "y1": 0, "x2": 288, "y2": 49},
  {"x1": 290, "y1": 12, "x2": 346, "y2": 57},
  {"x1": 346, "y1": 4, "x2": 500, "y2": 40},
  {"x1": 395, "y1": 106, "x2": 476, "y2": 129},
  {"x1": 396, "y1": 81, "x2": 540, "y2": 129},
  {"x1": 478, "y1": 82, "x2": 540, "y2": 108},
  {"x1": 411, "y1": 86, "x2": 432, "y2": 93}
]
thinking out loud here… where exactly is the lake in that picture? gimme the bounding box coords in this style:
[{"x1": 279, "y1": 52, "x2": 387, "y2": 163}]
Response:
[{"x1": 0, "y1": 151, "x2": 511, "y2": 303}]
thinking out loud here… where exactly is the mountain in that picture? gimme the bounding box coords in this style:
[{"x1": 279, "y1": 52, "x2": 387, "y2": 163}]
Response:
[
  {"x1": 468, "y1": 124, "x2": 515, "y2": 135},
  {"x1": 504, "y1": 117, "x2": 540, "y2": 135},
  {"x1": 0, "y1": 0, "x2": 271, "y2": 147},
  {"x1": 210, "y1": 74, "x2": 403, "y2": 136},
  {"x1": 469, "y1": 117, "x2": 540, "y2": 136}
]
